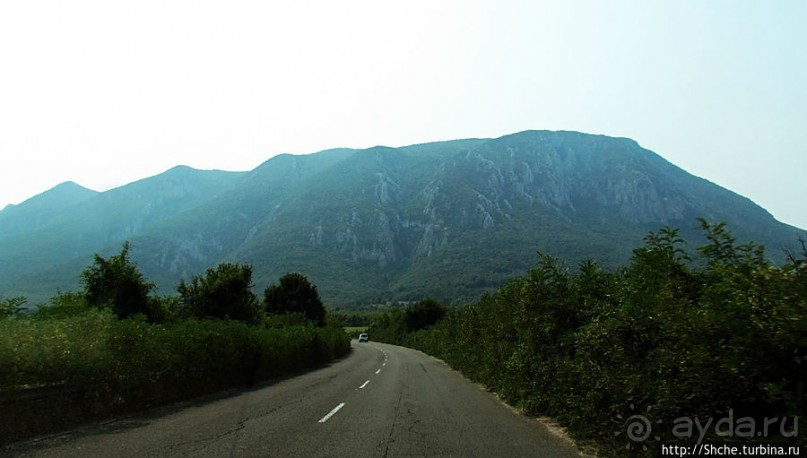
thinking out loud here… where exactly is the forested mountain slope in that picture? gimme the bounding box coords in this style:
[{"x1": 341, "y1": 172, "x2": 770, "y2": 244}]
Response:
[{"x1": 1, "y1": 131, "x2": 801, "y2": 305}]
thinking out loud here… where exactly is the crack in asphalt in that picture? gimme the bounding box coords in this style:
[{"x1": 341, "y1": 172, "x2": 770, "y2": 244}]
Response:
[
  {"x1": 380, "y1": 390, "x2": 404, "y2": 458},
  {"x1": 166, "y1": 393, "x2": 306, "y2": 456},
  {"x1": 163, "y1": 366, "x2": 344, "y2": 455}
]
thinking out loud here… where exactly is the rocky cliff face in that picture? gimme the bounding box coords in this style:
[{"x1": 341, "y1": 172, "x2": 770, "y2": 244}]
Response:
[{"x1": 0, "y1": 130, "x2": 800, "y2": 305}]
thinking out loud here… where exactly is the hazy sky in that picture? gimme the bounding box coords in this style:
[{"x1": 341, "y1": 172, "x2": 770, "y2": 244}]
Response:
[{"x1": 1, "y1": 0, "x2": 805, "y2": 229}]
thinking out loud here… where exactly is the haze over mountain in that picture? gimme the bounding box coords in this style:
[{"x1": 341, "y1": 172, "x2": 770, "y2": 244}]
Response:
[{"x1": 0, "y1": 130, "x2": 802, "y2": 306}]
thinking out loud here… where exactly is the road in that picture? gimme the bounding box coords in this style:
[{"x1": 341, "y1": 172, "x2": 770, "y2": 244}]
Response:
[{"x1": 3, "y1": 341, "x2": 582, "y2": 457}]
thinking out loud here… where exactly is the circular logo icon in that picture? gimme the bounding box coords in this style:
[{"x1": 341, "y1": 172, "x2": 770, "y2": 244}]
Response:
[{"x1": 615, "y1": 404, "x2": 662, "y2": 450}]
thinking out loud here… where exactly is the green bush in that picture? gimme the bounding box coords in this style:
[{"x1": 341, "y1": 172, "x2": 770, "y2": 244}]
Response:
[
  {"x1": 265, "y1": 273, "x2": 327, "y2": 326},
  {"x1": 177, "y1": 263, "x2": 261, "y2": 323},
  {"x1": 2, "y1": 250, "x2": 351, "y2": 445},
  {"x1": 371, "y1": 222, "x2": 806, "y2": 456},
  {"x1": 81, "y1": 242, "x2": 156, "y2": 320},
  {"x1": 0, "y1": 310, "x2": 350, "y2": 445},
  {"x1": 0, "y1": 296, "x2": 27, "y2": 319}
]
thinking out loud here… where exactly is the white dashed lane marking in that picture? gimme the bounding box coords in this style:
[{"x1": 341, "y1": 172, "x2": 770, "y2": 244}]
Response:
[{"x1": 318, "y1": 402, "x2": 346, "y2": 423}]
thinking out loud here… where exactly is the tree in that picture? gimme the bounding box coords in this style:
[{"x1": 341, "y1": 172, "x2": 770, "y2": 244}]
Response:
[
  {"x1": 0, "y1": 296, "x2": 27, "y2": 319},
  {"x1": 405, "y1": 298, "x2": 446, "y2": 332},
  {"x1": 81, "y1": 242, "x2": 155, "y2": 320},
  {"x1": 264, "y1": 273, "x2": 326, "y2": 326},
  {"x1": 178, "y1": 263, "x2": 260, "y2": 323},
  {"x1": 35, "y1": 292, "x2": 87, "y2": 319}
]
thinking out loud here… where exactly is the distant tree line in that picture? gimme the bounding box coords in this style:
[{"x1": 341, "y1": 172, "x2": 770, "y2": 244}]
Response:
[
  {"x1": 369, "y1": 219, "x2": 806, "y2": 456},
  {"x1": 77, "y1": 241, "x2": 327, "y2": 327},
  {"x1": 368, "y1": 298, "x2": 446, "y2": 343}
]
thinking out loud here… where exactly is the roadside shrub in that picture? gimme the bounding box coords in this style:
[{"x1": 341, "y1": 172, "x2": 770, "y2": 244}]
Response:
[
  {"x1": 372, "y1": 222, "x2": 806, "y2": 456},
  {"x1": 81, "y1": 242, "x2": 156, "y2": 320},
  {"x1": 0, "y1": 296, "x2": 27, "y2": 319},
  {"x1": 0, "y1": 311, "x2": 351, "y2": 446},
  {"x1": 177, "y1": 263, "x2": 261, "y2": 324},
  {"x1": 265, "y1": 273, "x2": 326, "y2": 326}
]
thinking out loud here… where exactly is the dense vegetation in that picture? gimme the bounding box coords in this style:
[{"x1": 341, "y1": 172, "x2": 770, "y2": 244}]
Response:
[
  {"x1": 178, "y1": 262, "x2": 262, "y2": 324},
  {"x1": 0, "y1": 246, "x2": 350, "y2": 446},
  {"x1": 264, "y1": 272, "x2": 327, "y2": 326},
  {"x1": 369, "y1": 220, "x2": 806, "y2": 456}
]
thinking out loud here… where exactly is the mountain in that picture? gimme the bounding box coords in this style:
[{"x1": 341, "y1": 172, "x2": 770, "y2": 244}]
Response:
[
  {"x1": 0, "y1": 131, "x2": 802, "y2": 305},
  {"x1": 0, "y1": 167, "x2": 244, "y2": 300},
  {"x1": 0, "y1": 181, "x2": 98, "y2": 239}
]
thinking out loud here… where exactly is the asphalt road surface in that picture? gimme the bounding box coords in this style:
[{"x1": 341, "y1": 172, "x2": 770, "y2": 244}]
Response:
[{"x1": 3, "y1": 341, "x2": 582, "y2": 457}]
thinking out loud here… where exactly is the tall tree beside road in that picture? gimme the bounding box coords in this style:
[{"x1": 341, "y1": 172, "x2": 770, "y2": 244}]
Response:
[
  {"x1": 264, "y1": 273, "x2": 326, "y2": 326},
  {"x1": 178, "y1": 263, "x2": 261, "y2": 324},
  {"x1": 81, "y1": 242, "x2": 155, "y2": 320}
]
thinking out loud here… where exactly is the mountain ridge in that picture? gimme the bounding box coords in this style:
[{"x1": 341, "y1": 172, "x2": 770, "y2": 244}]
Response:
[{"x1": 0, "y1": 130, "x2": 802, "y2": 305}]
